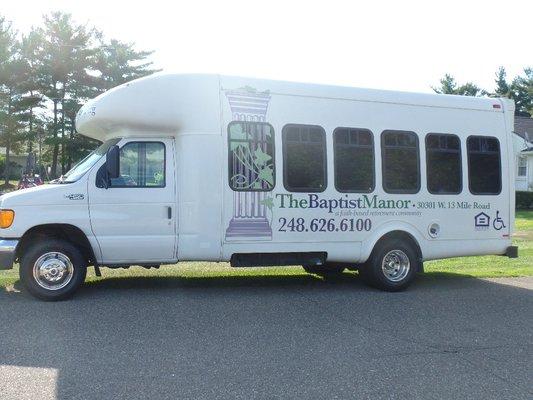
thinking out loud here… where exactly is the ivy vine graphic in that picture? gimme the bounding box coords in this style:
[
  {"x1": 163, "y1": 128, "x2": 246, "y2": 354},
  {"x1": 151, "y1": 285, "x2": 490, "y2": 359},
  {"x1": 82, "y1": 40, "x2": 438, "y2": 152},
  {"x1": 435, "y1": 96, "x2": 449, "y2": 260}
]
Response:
[
  {"x1": 259, "y1": 196, "x2": 274, "y2": 210},
  {"x1": 229, "y1": 122, "x2": 274, "y2": 190},
  {"x1": 259, "y1": 195, "x2": 275, "y2": 222}
]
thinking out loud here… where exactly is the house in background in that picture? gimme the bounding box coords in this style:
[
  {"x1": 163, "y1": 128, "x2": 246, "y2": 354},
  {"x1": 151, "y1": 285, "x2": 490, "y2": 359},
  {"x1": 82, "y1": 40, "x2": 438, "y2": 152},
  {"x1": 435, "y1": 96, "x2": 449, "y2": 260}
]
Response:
[
  {"x1": 0, "y1": 147, "x2": 28, "y2": 179},
  {"x1": 513, "y1": 116, "x2": 533, "y2": 192}
]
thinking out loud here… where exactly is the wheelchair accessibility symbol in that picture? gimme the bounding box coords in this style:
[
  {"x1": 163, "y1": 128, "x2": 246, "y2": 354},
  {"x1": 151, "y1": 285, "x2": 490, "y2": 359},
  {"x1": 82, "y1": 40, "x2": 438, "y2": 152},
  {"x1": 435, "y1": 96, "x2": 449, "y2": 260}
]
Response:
[{"x1": 493, "y1": 211, "x2": 506, "y2": 231}]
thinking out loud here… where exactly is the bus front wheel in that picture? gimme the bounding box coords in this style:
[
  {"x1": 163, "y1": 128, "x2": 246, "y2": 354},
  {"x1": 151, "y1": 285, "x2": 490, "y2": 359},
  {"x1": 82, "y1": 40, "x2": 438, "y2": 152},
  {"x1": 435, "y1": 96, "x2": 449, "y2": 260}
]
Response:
[{"x1": 19, "y1": 239, "x2": 87, "y2": 301}]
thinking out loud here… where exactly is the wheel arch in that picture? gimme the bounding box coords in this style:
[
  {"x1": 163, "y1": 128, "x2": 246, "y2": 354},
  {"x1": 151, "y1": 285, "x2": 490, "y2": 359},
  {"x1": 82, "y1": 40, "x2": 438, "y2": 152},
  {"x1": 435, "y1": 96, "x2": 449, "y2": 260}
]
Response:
[
  {"x1": 361, "y1": 222, "x2": 425, "y2": 269},
  {"x1": 16, "y1": 224, "x2": 97, "y2": 266}
]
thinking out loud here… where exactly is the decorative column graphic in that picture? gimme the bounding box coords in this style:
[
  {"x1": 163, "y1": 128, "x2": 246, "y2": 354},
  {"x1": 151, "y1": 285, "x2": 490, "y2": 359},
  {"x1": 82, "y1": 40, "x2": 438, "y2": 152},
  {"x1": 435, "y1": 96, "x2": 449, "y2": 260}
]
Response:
[{"x1": 225, "y1": 87, "x2": 273, "y2": 241}]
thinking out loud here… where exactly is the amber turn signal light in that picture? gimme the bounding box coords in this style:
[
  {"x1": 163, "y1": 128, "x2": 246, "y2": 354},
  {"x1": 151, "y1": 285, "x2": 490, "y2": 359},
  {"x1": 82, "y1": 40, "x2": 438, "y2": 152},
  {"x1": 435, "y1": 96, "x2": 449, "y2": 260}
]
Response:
[{"x1": 0, "y1": 209, "x2": 15, "y2": 228}]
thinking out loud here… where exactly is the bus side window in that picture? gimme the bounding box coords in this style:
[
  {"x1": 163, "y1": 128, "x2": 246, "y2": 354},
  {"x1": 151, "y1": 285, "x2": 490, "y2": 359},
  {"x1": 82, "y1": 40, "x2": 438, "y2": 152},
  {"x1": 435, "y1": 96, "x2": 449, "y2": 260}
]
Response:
[
  {"x1": 228, "y1": 121, "x2": 275, "y2": 191},
  {"x1": 333, "y1": 128, "x2": 374, "y2": 193},
  {"x1": 467, "y1": 136, "x2": 501, "y2": 195},
  {"x1": 282, "y1": 124, "x2": 327, "y2": 192},
  {"x1": 426, "y1": 133, "x2": 462, "y2": 194},
  {"x1": 381, "y1": 130, "x2": 420, "y2": 194}
]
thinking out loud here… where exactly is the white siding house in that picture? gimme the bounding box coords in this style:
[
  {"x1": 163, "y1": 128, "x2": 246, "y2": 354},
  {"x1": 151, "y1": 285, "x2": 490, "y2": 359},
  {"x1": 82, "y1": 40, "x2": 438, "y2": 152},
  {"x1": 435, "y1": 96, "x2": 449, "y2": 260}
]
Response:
[{"x1": 513, "y1": 116, "x2": 533, "y2": 192}]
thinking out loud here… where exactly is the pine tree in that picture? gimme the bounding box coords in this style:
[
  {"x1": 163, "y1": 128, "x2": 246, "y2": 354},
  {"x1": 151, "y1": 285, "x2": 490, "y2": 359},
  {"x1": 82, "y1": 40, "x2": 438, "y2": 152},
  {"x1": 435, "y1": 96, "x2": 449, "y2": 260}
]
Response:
[
  {"x1": 60, "y1": 37, "x2": 159, "y2": 169},
  {"x1": 38, "y1": 12, "x2": 98, "y2": 177},
  {"x1": 94, "y1": 38, "x2": 159, "y2": 91},
  {"x1": 432, "y1": 74, "x2": 457, "y2": 94},
  {"x1": 0, "y1": 12, "x2": 160, "y2": 182},
  {"x1": 510, "y1": 67, "x2": 532, "y2": 117},
  {"x1": 494, "y1": 66, "x2": 511, "y2": 97},
  {"x1": 432, "y1": 74, "x2": 483, "y2": 96},
  {"x1": 17, "y1": 28, "x2": 47, "y2": 164},
  {"x1": 0, "y1": 17, "x2": 26, "y2": 186}
]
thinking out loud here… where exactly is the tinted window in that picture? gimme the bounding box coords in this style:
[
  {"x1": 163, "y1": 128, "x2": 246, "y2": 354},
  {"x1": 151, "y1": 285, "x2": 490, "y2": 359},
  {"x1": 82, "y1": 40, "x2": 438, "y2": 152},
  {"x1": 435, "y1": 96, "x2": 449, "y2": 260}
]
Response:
[
  {"x1": 110, "y1": 142, "x2": 165, "y2": 187},
  {"x1": 426, "y1": 134, "x2": 462, "y2": 194},
  {"x1": 228, "y1": 121, "x2": 275, "y2": 191},
  {"x1": 283, "y1": 124, "x2": 326, "y2": 192},
  {"x1": 381, "y1": 130, "x2": 420, "y2": 193},
  {"x1": 467, "y1": 136, "x2": 501, "y2": 195},
  {"x1": 334, "y1": 128, "x2": 374, "y2": 192}
]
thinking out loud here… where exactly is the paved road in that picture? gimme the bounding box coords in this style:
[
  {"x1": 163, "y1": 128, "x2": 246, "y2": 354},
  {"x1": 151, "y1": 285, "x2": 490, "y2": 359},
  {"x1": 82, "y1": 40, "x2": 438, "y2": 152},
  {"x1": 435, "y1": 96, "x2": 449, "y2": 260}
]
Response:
[{"x1": 0, "y1": 274, "x2": 531, "y2": 400}]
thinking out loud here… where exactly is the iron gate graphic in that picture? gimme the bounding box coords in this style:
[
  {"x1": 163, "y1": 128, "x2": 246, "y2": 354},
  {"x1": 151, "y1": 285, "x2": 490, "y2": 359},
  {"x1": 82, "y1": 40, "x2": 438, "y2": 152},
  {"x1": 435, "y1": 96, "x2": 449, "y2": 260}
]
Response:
[{"x1": 225, "y1": 88, "x2": 273, "y2": 241}]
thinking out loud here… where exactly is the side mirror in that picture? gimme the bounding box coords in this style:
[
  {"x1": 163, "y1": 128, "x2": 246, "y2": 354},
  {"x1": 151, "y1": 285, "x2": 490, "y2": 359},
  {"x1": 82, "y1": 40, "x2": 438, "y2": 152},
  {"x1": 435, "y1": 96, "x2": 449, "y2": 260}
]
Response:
[{"x1": 106, "y1": 145, "x2": 120, "y2": 180}]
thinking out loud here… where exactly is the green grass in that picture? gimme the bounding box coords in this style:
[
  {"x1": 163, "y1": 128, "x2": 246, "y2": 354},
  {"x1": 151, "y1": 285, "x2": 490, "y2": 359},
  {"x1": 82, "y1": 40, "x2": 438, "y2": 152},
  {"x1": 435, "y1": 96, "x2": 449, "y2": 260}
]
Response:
[
  {"x1": 1, "y1": 211, "x2": 532, "y2": 290},
  {"x1": 424, "y1": 210, "x2": 533, "y2": 278},
  {"x1": 514, "y1": 210, "x2": 533, "y2": 231}
]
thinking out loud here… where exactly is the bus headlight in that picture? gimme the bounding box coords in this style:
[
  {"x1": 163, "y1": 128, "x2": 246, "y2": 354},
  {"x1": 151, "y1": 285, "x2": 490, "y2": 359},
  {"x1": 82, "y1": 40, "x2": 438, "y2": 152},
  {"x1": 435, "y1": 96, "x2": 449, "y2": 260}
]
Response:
[{"x1": 0, "y1": 210, "x2": 15, "y2": 228}]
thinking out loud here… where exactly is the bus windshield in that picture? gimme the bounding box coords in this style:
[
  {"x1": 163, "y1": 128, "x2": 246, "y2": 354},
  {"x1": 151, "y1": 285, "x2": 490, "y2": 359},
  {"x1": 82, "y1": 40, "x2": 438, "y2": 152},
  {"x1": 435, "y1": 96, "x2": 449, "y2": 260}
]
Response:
[{"x1": 57, "y1": 138, "x2": 121, "y2": 183}]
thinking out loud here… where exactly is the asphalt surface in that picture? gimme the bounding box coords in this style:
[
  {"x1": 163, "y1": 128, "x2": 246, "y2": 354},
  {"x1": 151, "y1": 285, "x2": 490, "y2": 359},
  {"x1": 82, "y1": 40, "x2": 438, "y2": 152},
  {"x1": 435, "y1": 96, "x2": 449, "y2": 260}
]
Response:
[{"x1": 0, "y1": 273, "x2": 531, "y2": 400}]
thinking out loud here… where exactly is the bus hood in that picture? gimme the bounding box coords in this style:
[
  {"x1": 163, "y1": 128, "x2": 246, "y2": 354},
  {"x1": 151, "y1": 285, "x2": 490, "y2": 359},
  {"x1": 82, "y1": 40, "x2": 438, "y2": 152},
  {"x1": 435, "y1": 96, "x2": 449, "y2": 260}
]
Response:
[{"x1": 0, "y1": 182, "x2": 88, "y2": 208}]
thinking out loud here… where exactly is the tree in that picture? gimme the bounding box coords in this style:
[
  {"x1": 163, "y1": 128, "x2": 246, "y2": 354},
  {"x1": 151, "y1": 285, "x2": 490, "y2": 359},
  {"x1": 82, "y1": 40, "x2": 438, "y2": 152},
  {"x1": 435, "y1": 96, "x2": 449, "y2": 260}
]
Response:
[
  {"x1": 0, "y1": 17, "x2": 26, "y2": 186},
  {"x1": 510, "y1": 67, "x2": 532, "y2": 117},
  {"x1": 39, "y1": 12, "x2": 98, "y2": 177},
  {"x1": 38, "y1": 14, "x2": 159, "y2": 176},
  {"x1": 432, "y1": 74, "x2": 483, "y2": 96},
  {"x1": 58, "y1": 37, "x2": 159, "y2": 170},
  {"x1": 434, "y1": 68, "x2": 532, "y2": 117},
  {"x1": 62, "y1": 98, "x2": 98, "y2": 170},
  {"x1": 59, "y1": 37, "x2": 159, "y2": 170},
  {"x1": 94, "y1": 39, "x2": 159, "y2": 91},
  {"x1": 494, "y1": 66, "x2": 511, "y2": 97},
  {"x1": 16, "y1": 28, "x2": 47, "y2": 167},
  {"x1": 0, "y1": 12, "x2": 159, "y2": 181},
  {"x1": 488, "y1": 66, "x2": 531, "y2": 117}
]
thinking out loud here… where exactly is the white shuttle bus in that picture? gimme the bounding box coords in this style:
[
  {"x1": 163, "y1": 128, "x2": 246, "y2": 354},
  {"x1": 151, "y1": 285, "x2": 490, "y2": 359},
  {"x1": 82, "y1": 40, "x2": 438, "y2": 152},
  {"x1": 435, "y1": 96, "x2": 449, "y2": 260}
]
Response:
[{"x1": 0, "y1": 74, "x2": 518, "y2": 300}]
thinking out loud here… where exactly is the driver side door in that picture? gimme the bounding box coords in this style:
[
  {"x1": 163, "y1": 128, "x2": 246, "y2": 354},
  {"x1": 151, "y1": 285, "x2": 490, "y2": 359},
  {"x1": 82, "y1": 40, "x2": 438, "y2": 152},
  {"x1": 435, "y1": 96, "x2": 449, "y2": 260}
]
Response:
[{"x1": 88, "y1": 138, "x2": 177, "y2": 264}]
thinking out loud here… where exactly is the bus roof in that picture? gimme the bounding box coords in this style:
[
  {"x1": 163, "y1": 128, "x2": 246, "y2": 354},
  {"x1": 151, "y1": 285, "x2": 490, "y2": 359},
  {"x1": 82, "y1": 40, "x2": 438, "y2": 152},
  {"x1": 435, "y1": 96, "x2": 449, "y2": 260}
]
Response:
[{"x1": 76, "y1": 73, "x2": 511, "y2": 142}]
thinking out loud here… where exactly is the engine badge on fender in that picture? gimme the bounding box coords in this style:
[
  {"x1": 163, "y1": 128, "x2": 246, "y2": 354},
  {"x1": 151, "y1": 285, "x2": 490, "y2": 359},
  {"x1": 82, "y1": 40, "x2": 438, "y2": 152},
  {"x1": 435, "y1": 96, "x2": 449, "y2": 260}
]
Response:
[{"x1": 64, "y1": 194, "x2": 85, "y2": 200}]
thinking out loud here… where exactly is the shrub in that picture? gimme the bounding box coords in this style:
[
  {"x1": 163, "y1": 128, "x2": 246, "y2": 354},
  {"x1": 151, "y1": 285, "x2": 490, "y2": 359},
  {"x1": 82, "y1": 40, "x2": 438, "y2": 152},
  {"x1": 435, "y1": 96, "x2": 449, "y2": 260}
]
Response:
[
  {"x1": 516, "y1": 191, "x2": 533, "y2": 210},
  {"x1": 0, "y1": 158, "x2": 23, "y2": 180}
]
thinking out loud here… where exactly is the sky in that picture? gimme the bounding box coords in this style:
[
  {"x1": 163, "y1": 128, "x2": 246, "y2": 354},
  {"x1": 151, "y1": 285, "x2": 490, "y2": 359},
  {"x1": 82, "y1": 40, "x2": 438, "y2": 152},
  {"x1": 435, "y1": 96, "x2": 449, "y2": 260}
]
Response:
[{"x1": 2, "y1": 0, "x2": 532, "y2": 94}]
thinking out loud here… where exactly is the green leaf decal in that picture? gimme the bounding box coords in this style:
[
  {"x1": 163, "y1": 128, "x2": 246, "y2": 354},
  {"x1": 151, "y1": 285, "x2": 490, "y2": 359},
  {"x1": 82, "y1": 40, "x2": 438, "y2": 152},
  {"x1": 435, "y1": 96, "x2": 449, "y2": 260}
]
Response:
[
  {"x1": 253, "y1": 148, "x2": 272, "y2": 167},
  {"x1": 260, "y1": 197, "x2": 274, "y2": 210},
  {"x1": 230, "y1": 141, "x2": 248, "y2": 151},
  {"x1": 258, "y1": 166, "x2": 274, "y2": 186},
  {"x1": 229, "y1": 123, "x2": 247, "y2": 141}
]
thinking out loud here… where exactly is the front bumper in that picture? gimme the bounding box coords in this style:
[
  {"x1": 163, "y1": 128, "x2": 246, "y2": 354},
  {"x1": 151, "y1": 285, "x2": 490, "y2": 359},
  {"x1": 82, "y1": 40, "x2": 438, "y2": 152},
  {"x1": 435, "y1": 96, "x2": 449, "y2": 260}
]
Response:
[{"x1": 0, "y1": 239, "x2": 18, "y2": 270}]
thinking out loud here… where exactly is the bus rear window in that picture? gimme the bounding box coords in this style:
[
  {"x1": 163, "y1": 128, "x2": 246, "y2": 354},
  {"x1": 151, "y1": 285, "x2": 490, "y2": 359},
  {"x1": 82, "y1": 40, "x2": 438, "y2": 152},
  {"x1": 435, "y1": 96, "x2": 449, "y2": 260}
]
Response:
[{"x1": 467, "y1": 136, "x2": 501, "y2": 195}]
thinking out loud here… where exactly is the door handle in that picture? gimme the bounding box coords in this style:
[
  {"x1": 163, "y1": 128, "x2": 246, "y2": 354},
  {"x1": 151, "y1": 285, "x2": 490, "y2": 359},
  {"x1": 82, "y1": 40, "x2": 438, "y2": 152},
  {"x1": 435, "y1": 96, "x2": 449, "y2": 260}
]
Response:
[{"x1": 167, "y1": 206, "x2": 172, "y2": 219}]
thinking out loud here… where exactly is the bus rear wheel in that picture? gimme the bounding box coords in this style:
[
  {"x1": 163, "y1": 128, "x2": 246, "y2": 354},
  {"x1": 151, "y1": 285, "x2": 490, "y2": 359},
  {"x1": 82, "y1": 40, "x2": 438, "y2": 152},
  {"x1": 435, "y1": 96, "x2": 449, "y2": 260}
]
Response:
[
  {"x1": 303, "y1": 264, "x2": 345, "y2": 276},
  {"x1": 359, "y1": 238, "x2": 419, "y2": 291}
]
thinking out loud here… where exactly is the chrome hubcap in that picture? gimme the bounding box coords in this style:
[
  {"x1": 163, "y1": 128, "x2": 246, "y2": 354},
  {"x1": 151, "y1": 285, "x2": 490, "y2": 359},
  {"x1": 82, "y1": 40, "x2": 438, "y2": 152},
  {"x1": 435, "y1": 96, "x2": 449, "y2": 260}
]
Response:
[
  {"x1": 33, "y1": 252, "x2": 74, "y2": 291},
  {"x1": 381, "y1": 250, "x2": 410, "y2": 282}
]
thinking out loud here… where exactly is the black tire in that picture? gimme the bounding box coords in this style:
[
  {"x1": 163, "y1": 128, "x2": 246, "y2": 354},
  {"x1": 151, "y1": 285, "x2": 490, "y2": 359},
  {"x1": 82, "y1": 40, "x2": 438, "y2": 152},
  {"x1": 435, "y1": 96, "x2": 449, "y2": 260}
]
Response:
[
  {"x1": 19, "y1": 239, "x2": 87, "y2": 301},
  {"x1": 359, "y1": 238, "x2": 420, "y2": 291},
  {"x1": 303, "y1": 263, "x2": 345, "y2": 276}
]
